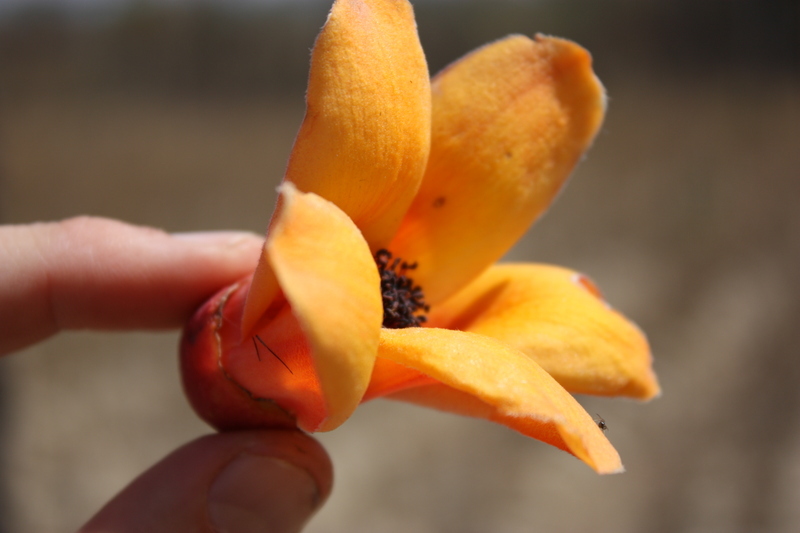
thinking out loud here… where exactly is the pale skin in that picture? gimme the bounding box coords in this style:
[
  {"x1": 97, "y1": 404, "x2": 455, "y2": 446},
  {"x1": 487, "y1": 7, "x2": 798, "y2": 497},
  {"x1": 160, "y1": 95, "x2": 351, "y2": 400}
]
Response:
[{"x1": 0, "y1": 216, "x2": 333, "y2": 533}]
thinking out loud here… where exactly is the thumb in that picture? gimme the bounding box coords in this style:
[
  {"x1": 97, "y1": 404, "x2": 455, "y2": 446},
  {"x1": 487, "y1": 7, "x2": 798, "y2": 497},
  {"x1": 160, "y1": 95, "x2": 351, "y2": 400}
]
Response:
[{"x1": 80, "y1": 430, "x2": 332, "y2": 533}]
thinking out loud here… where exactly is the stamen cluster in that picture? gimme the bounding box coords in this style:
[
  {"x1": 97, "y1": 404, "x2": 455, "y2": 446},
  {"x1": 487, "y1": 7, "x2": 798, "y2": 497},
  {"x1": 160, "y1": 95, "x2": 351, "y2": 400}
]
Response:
[{"x1": 375, "y1": 249, "x2": 429, "y2": 329}]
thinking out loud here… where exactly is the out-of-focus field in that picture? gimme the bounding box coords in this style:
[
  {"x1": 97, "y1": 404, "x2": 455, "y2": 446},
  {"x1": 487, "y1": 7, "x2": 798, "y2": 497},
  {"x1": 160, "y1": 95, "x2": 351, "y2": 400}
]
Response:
[{"x1": 1, "y1": 1, "x2": 799, "y2": 532}]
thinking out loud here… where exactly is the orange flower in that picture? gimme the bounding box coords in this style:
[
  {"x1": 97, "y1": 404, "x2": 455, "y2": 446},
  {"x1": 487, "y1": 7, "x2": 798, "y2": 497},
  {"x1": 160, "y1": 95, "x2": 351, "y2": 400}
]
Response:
[{"x1": 180, "y1": 0, "x2": 659, "y2": 474}]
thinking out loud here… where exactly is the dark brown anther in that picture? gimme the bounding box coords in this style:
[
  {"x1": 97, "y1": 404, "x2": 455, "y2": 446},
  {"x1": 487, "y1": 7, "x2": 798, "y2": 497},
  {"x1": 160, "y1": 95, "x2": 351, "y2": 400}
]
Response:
[{"x1": 375, "y1": 249, "x2": 429, "y2": 329}]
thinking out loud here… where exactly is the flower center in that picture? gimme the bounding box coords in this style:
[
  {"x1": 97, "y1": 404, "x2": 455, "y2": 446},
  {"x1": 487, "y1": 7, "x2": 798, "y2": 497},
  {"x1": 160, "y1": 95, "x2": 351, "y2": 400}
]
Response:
[{"x1": 375, "y1": 249, "x2": 429, "y2": 329}]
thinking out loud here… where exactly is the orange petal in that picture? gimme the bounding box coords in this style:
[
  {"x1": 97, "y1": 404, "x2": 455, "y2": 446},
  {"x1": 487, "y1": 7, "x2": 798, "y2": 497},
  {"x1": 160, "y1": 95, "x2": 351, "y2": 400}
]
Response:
[
  {"x1": 363, "y1": 357, "x2": 436, "y2": 401},
  {"x1": 428, "y1": 263, "x2": 660, "y2": 400},
  {"x1": 284, "y1": 0, "x2": 431, "y2": 248},
  {"x1": 239, "y1": 183, "x2": 383, "y2": 432},
  {"x1": 241, "y1": 250, "x2": 281, "y2": 337},
  {"x1": 378, "y1": 327, "x2": 623, "y2": 473},
  {"x1": 390, "y1": 35, "x2": 606, "y2": 304},
  {"x1": 243, "y1": 0, "x2": 429, "y2": 332}
]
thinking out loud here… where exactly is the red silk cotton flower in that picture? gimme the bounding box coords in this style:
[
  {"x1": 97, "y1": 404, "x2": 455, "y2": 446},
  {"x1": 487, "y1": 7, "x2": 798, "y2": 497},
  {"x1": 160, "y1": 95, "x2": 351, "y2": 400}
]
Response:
[{"x1": 180, "y1": 0, "x2": 659, "y2": 474}]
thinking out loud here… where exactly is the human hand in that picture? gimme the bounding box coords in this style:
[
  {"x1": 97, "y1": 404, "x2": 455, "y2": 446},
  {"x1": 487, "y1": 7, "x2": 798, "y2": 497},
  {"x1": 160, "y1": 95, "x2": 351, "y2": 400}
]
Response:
[{"x1": 0, "y1": 216, "x2": 333, "y2": 532}]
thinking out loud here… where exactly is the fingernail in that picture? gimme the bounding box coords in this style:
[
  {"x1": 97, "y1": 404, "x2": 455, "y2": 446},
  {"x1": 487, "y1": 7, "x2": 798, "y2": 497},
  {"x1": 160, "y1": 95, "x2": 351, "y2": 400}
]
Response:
[
  {"x1": 209, "y1": 453, "x2": 320, "y2": 533},
  {"x1": 172, "y1": 231, "x2": 262, "y2": 249}
]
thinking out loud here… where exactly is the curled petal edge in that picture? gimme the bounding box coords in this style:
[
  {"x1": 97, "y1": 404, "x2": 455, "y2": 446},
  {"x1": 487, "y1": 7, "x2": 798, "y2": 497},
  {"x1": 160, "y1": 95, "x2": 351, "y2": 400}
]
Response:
[
  {"x1": 191, "y1": 185, "x2": 383, "y2": 433},
  {"x1": 265, "y1": 184, "x2": 384, "y2": 431}
]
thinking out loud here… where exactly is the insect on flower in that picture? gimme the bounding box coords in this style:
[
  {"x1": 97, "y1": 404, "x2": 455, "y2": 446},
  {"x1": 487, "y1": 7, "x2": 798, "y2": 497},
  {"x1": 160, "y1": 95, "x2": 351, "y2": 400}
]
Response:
[{"x1": 595, "y1": 414, "x2": 608, "y2": 432}]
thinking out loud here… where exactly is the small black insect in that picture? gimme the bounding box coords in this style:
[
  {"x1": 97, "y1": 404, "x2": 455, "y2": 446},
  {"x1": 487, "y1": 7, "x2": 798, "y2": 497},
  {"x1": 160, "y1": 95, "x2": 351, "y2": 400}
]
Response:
[
  {"x1": 595, "y1": 414, "x2": 608, "y2": 432},
  {"x1": 253, "y1": 335, "x2": 294, "y2": 374}
]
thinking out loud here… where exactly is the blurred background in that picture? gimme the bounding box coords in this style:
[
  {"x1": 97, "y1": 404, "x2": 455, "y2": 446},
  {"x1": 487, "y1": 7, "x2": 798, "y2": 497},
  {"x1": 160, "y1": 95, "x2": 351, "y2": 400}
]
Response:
[{"x1": 1, "y1": 0, "x2": 799, "y2": 531}]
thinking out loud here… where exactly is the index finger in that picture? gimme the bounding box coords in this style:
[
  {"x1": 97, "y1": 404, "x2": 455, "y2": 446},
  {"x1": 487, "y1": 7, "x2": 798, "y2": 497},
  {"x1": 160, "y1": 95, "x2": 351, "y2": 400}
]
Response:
[{"x1": 0, "y1": 216, "x2": 263, "y2": 356}]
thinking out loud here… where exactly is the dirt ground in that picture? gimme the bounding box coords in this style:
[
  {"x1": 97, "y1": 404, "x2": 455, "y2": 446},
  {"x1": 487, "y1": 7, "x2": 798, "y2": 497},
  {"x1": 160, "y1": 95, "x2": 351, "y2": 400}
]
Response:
[{"x1": 1, "y1": 4, "x2": 800, "y2": 533}]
